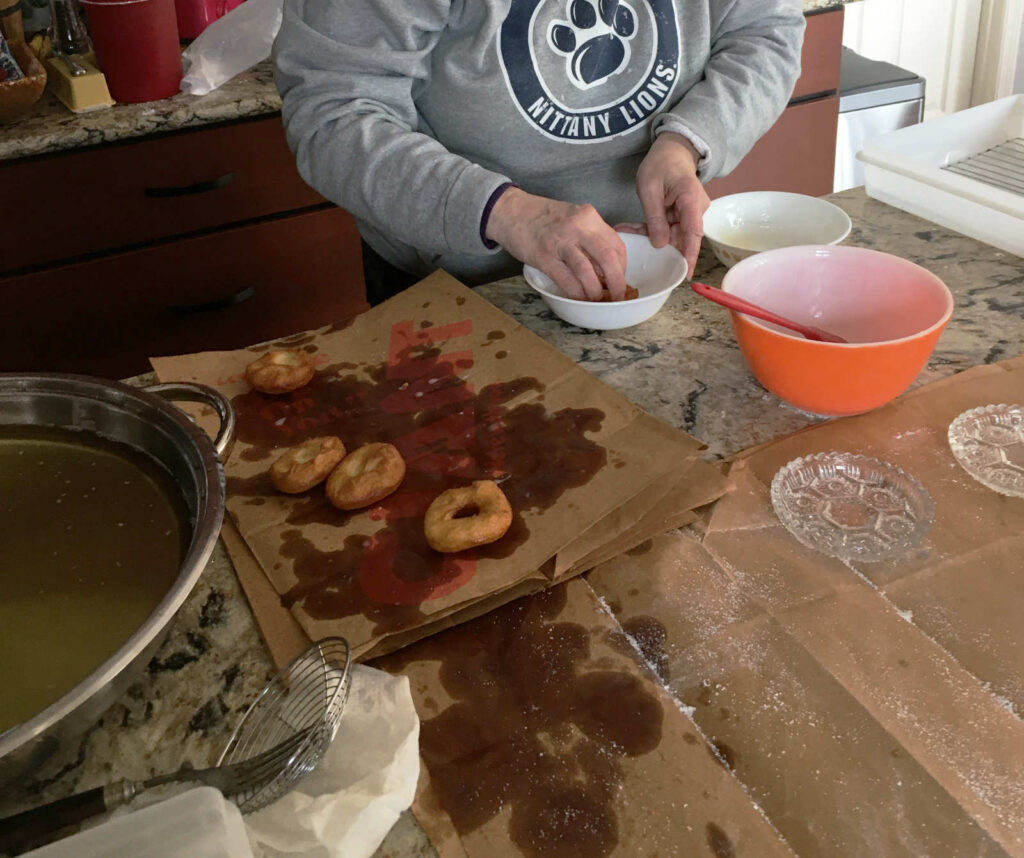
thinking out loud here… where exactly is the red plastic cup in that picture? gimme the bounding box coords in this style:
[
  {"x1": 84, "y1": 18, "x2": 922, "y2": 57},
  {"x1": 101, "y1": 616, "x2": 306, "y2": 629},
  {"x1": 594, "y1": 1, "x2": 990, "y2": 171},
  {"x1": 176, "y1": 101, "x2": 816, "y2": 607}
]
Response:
[
  {"x1": 82, "y1": 0, "x2": 182, "y2": 103},
  {"x1": 174, "y1": 0, "x2": 244, "y2": 40}
]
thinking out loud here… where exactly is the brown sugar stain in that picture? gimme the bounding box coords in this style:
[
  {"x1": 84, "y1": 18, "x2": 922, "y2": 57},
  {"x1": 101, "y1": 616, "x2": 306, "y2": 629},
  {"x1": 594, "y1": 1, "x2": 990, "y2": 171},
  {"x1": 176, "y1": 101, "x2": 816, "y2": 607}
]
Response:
[
  {"x1": 278, "y1": 529, "x2": 428, "y2": 636},
  {"x1": 456, "y1": 296, "x2": 466, "y2": 306},
  {"x1": 683, "y1": 733, "x2": 698, "y2": 745},
  {"x1": 710, "y1": 740, "x2": 737, "y2": 771},
  {"x1": 495, "y1": 350, "x2": 508, "y2": 360},
  {"x1": 240, "y1": 445, "x2": 273, "y2": 463},
  {"x1": 227, "y1": 348, "x2": 608, "y2": 629},
  {"x1": 420, "y1": 320, "x2": 434, "y2": 329},
  {"x1": 379, "y1": 586, "x2": 663, "y2": 858},
  {"x1": 621, "y1": 616, "x2": 670, "y2": 683},
  {"x1": 626, "y1": 539, "x2": 653, "y2": 556},
  {"x1": 706, "y1": 823, "x2": 735, "y2": 858},
  {"x1": 324, "y1": 317, "x2": 357, "y2": 334},
  {"x1": 227, "y1": 472, "x2": 275, "y2": 498}
]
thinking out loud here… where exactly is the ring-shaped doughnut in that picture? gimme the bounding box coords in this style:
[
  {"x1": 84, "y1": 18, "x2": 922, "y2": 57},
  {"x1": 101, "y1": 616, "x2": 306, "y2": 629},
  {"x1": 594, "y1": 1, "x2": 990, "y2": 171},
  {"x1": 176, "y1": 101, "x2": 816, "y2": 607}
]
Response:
[
  {"x1": 270, "y1": 436, "x2": 346, "y2": 494},
  {"x1": 325, "y1": 443, "x2": 406, "y2": 510},
  {"x1": 245, "y1": 349, "x2": 315, "y2": 394},
  {"x1": 424, "y1": 480, "x2": 512, "y2": 553}
]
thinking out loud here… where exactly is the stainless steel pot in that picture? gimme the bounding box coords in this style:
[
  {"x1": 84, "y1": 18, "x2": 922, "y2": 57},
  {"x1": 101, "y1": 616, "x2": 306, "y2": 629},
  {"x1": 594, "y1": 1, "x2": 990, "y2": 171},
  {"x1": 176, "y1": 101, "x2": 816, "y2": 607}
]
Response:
[{"x1": 0, "y1": 373, "x2": 235, "y2": 785}]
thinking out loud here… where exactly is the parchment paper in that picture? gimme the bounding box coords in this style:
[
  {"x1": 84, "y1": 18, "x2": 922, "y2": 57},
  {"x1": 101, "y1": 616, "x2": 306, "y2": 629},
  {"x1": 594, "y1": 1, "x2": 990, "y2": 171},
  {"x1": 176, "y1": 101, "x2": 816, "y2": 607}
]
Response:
[{"x1": 587, "y1": 356, "x2": 1024, "y2": 857}]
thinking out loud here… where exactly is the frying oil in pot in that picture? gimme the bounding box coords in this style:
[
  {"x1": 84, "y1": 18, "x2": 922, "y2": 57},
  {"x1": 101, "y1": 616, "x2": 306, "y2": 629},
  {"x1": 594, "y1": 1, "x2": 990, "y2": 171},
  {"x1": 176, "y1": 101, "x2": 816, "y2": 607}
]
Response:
[{"x1": 0, "y1": 425, "x2": 189, "y2": 734}]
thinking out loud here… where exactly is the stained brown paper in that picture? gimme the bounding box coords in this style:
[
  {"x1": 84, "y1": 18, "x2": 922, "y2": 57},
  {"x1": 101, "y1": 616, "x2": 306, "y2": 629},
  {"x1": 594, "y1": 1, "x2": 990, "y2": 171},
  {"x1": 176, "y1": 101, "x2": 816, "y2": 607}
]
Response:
[
  {"x1": 375, "y1": 577, "x2": 798, "y2": 858},
  {"x1": 152, "y1": 271, "x2": 725, "y2": 660},
  {"x1": 223, "y1": 349, "x2": 1024, "y2": 855}
]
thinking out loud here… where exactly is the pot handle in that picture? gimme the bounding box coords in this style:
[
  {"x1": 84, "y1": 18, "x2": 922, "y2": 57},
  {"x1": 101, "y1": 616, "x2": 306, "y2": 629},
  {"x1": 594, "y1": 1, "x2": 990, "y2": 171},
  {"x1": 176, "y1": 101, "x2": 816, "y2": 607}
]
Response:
[{"x1": 144, "y1": 382, "x2": 236, "y2": 460}]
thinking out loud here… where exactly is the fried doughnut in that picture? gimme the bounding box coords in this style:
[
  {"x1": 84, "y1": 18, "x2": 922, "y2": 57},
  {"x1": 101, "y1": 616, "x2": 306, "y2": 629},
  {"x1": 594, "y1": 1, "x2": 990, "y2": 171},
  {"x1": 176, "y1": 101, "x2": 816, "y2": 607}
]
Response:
[
  {"x1": 424, "y1": 480, "x2": 512, "y2": 553},
  {"x1": 245, "y1": 349, "x2": 315, "y2": 394},
  {"x1": 270, "y1": 436, "x2": 346, "y2": 494},
  {"x1": 325, "y1": 443, "x2": 406, "y2": 510},
  {"x1": 597, "y1": 284, "x2": 640, "y2": 302}
]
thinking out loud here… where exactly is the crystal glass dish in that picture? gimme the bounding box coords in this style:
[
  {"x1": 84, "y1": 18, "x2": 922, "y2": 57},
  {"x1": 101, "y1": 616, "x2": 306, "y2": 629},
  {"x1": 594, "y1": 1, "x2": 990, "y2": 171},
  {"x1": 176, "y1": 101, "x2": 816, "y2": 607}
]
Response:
[
  {"x1": 948, "y1": 404, "x2": 1024, "y2": 498},
  {"x1": 770, "y1": 452, "x2": 934, "y2": 563}
]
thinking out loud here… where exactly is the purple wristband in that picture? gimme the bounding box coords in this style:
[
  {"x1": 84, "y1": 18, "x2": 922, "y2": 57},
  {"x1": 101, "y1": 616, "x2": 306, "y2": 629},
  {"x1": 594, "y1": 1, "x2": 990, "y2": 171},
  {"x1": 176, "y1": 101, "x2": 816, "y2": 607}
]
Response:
[{"x1": 480, "y1": 182, "x2": 518, "y2": 250}]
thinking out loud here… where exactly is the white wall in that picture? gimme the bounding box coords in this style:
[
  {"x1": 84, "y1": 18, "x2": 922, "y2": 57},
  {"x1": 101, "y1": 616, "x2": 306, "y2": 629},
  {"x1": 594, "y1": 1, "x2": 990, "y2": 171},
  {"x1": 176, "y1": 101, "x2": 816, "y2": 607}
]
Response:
[
  {"x1": 843, "y1": 0, "x2": 983, "y2": 116},
  {"x1": 1016, "y1": 24, "x2": 1024, "y2": 92},
  {"x1": 972, "y1": 0, "x2": 1024, "y2": 102}
]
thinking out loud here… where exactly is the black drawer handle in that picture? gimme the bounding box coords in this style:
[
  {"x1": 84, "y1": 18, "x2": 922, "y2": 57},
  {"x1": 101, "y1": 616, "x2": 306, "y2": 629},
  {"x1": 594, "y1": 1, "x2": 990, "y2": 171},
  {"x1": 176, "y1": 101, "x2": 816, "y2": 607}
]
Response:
[
  {"x1": 144, "y1": 172, "x2": 236, "y2": 198},
  {"x1": 166, "y1": 286, "x2": 255, "y2": 315}
]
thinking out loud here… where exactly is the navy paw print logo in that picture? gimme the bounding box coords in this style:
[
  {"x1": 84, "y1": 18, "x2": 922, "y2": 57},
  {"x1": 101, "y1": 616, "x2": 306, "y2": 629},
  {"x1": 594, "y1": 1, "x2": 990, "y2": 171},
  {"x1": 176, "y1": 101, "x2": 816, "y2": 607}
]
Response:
[{"x1": 549, "y1": 0, "x2": 637, "y2": 90}]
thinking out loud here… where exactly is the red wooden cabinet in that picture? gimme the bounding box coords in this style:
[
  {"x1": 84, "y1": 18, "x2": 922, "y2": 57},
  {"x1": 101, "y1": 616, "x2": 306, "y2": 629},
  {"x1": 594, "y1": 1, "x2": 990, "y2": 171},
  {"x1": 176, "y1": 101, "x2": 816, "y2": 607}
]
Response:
[
  {"x1": 1, "y1": 116, "x2": 367, "y2": 378},
  {"x1": 707, "y1": 7, "x2": 844, "y2": 201}
]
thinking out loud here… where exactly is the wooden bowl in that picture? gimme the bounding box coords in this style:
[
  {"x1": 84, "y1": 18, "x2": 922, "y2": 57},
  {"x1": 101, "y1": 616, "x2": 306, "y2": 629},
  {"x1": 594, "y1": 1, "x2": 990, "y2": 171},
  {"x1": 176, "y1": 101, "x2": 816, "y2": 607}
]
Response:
[
  {"x1": 0, "y1": 38, "x2": 46, "y2": 122},
  {"x1": 0, "y1": 0, "x2": 47, "y2": 125}
]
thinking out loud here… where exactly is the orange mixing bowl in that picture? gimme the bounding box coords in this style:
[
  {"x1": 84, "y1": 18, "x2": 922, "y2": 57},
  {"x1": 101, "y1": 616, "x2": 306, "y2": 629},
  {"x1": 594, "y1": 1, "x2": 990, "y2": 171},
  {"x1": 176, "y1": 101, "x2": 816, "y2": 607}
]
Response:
[{"x1": 721, "y1": 246, "x2": 954, "y2": 416}]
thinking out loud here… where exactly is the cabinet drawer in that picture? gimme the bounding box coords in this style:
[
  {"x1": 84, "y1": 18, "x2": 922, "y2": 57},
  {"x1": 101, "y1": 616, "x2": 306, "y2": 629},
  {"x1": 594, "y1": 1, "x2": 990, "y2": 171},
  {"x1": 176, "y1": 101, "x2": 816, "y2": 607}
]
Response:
[
  {"x1": 791, "y1": 8, "x2": 843, "y2": 101},
  {"x1": 706, "y1": 95, "x2": 839, "y2": 199},
  {"x1": 1, "y1": 206, "x2": 368, "y2": 379},
  {"x1": 2, "y1": 117, "x2": 324, "y2": 274}
]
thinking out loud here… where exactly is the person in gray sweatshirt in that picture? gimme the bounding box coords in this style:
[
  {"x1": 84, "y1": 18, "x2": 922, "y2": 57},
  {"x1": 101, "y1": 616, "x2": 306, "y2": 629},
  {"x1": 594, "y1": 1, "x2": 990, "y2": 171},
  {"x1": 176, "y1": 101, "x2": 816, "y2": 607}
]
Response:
[{"x1": 274, "y1": 0, "x2": 805, "y2": 304}]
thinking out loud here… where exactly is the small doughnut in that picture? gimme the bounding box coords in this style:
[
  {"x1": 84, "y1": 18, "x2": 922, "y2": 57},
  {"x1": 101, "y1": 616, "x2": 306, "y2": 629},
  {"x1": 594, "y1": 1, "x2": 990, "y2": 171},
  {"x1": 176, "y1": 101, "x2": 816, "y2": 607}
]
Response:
[
  {"x1": 245, "y1": 349, "x2": 315, "y2": 394},
  {"x1": 597, "y1": 284, "x2": 640, "y2": 302},
  {"x1": 424, "y1": 480, "x2": 512, "y2": 553},
  {"x1": 326, "y1": 443, "x2": 406, "y2": 510},
  {"x1": 270, "y1": 436, "x2": 346, "y2": 494}
]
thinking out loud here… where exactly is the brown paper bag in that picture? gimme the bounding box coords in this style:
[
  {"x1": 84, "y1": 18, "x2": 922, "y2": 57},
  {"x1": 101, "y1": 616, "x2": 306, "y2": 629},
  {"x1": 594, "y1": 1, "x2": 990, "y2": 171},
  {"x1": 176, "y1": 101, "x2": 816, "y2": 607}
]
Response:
[
  {"x1": 153, "y1": 272, "x2": 721, "y2": 660},
  {"x1": 375, "y1": 577, "x2": 798, "y2": 858},
  {"x1": 587, "y1": 356, "x2": 1024, "y2": 857}
]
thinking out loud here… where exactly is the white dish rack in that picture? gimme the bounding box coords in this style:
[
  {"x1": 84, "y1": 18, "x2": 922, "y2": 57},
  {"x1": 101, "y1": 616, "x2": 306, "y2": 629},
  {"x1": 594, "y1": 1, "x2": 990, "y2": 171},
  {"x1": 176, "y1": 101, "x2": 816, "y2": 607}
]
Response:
[{"x1": 858, "y1": 95, "x2": 1024, "y2": 257}]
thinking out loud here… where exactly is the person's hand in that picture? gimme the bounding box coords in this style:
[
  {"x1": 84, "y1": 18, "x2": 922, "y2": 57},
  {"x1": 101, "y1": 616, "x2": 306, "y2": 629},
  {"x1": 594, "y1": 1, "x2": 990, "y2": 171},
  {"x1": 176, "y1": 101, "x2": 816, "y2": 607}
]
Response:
[
  {"x1": 486, "y1": 187, "x2": 628, "y2": 301},
  {"x1": 631, "y1": 131, "x2": 711, "y2": 276}
]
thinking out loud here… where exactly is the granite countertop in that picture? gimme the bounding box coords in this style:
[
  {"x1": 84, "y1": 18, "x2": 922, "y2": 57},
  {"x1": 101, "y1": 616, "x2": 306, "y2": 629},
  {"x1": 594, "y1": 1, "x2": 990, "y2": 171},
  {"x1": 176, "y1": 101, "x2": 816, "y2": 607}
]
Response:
[
  {"x1": 2, "y1": 0, "x2": 860, "y2": 163},
  {"x1": 1, "y1": 187, "x2": 1019, "y2": 856},
  {"x1": 0, "y1": 61, "x2": 282, "y2": 162}
]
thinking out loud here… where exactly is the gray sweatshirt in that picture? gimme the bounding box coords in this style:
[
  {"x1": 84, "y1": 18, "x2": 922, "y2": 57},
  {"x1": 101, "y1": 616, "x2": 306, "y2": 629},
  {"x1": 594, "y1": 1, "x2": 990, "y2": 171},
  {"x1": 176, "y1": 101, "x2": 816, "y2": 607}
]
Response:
[{"x1": 274, "y1": 0, "x2": 805, "y2": 284}]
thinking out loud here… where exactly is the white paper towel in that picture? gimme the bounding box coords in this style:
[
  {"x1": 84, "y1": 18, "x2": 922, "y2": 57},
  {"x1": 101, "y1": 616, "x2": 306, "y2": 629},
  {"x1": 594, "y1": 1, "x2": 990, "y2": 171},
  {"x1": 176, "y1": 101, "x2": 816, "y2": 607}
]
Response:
[{"x1": 244, "y1": 665, "x2": 420, "y2": 858}]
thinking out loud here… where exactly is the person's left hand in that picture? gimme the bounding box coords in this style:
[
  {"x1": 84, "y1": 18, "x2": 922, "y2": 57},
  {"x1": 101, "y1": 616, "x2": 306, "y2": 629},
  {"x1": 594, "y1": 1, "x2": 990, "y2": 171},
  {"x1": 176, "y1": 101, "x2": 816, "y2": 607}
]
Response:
[{"x1": 622, "y1": 131, "x2": 711, "y2": 276}]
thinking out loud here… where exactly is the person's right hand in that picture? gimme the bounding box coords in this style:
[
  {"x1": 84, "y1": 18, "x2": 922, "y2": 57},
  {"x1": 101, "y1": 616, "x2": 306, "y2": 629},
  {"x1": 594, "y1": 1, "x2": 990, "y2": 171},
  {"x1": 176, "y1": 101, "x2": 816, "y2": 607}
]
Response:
[{"x1": 485, "y1": 187, "x2": 628, "y2": 301}]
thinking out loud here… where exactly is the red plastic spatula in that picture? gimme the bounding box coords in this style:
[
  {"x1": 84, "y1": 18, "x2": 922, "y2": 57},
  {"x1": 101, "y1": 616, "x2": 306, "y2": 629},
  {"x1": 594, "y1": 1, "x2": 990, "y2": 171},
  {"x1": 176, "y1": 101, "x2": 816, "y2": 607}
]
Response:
[{"x1": 691, "y1": 282, "x2": 848, "y2": 344}]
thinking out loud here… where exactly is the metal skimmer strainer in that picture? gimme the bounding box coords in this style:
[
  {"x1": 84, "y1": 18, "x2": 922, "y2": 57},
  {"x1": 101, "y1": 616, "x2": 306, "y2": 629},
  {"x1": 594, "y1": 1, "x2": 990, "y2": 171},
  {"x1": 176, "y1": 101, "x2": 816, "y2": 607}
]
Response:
[
  {"x1": 0, "y1": 638, "x2": 352, "y2": 853},
  {"x1": 219, "y1": 636, "x2": 353, "y2": 812}
]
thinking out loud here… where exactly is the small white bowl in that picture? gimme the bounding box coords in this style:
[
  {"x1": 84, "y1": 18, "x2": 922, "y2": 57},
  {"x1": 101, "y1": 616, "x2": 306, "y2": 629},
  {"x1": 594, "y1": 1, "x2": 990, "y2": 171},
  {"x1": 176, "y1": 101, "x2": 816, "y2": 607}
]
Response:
[
  {"x1": 703, "y1": 191, "x2": 852, "y2": 268},
  {"x1": 522, "y1": 233, "x2": 687, "y2": 330}
]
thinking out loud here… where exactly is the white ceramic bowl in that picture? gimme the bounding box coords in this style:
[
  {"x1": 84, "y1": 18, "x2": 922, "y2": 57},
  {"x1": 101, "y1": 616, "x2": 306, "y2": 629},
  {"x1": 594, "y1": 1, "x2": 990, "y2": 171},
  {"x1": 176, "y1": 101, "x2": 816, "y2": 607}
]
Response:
[
  {"x1": 522, "y1": 233, "x2": 687, "y2": 330},
  {"x1": 703, "y1": 191, "x2": 852, "y2": 268}
]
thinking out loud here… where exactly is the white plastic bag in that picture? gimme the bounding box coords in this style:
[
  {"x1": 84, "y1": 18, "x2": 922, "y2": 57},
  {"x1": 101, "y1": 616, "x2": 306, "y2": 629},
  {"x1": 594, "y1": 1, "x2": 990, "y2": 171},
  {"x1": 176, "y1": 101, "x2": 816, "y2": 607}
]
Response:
[{"x1": 180, "y1": 0, "x2": 284, "y2": 96}]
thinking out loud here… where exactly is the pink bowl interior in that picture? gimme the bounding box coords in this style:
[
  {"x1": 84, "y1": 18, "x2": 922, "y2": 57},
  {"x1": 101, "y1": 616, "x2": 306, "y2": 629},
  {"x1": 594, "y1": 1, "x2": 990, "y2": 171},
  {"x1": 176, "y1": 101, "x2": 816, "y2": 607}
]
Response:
[{"x1": 723, "y1": 246, "x2": 954, "y2": 344}]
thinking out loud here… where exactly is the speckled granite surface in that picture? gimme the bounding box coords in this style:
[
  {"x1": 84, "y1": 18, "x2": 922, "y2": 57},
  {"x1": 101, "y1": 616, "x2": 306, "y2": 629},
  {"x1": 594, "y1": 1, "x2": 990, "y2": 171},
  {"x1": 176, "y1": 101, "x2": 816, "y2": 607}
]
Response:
[
  {"x1": 3, "y1": 186, "x2": 1017, "y2": 855},
  {"x1": 2, "y1": 0, "x2": 859, "y2": 162},
  {"x1": 0, "y1": 61, "x2": 281, "y2": 162}
]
